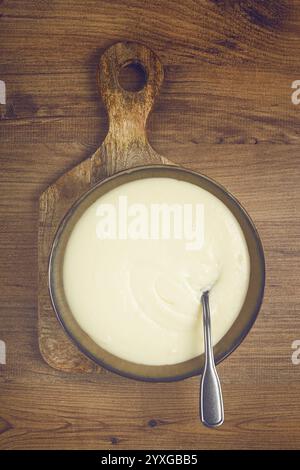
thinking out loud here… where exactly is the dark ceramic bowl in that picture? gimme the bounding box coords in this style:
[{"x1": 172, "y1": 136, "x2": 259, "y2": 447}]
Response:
[{"x1": 49, "y1": 165, "x2": 265, "y2": 382}]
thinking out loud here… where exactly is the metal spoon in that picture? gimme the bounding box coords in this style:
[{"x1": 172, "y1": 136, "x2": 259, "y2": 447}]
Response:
[{"x1": 200, "y1": 290, "x2": 224, "y2": 427}]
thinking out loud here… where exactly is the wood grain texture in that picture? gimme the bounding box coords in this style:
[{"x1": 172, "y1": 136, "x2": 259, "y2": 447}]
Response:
[{"x1": 1, "y1": 0, "x2": 300, "y2": 450}]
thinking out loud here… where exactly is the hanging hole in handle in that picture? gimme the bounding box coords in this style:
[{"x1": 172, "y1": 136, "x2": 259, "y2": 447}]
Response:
[{"x1": 118, "y1": 61, "x2": 147, "y2": 92}]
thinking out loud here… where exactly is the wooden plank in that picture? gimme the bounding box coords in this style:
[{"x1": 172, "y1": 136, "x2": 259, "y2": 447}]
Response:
[
  {"x1": 1, "y1": 382, "x2": 300, "y2": 449},
  {"x1": 1, "y1": 0, "x2": 300, "y2": 71},
  {"x1": 1, "y1": 65, "x2": 300, "y2": 145}
]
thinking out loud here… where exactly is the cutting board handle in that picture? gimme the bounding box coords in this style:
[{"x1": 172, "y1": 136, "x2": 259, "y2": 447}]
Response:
[{"x1": 96, "y1": 41, "x2": 165, "y2": 175}]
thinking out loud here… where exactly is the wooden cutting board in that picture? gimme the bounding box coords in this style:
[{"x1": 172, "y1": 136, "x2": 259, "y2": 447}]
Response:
[{"x1": 38, "y1": 41, "x2": 173, "y2": 373}]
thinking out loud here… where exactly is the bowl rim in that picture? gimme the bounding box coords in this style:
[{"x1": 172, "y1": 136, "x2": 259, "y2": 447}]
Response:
[{"x1": 48, "y1": 164, "x2": 266, "y2": 382}]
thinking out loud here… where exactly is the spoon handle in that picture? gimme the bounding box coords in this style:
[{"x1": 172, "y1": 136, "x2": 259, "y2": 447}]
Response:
[{"x1": 200, "y1": 291, "x2": 224, "y2": 428}]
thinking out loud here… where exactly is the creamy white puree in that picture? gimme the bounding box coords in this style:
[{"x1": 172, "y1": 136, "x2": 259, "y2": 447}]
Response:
[{"x1": 63, "y1": 178, "x2": 250, "y2": 365}]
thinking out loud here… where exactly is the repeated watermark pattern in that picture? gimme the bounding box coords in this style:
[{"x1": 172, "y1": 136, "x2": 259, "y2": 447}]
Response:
[
  {"x1": 96, "y1": 196, "x2": 205, "y2": 251},
  {"x1": 0, "y1": 340, "x2": 6, "y2": 365},
  {"x1": 291, "y1": 80, "x2": 300, "y2": 105}
]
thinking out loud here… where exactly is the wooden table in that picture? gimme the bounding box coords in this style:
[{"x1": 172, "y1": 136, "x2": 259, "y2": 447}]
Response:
[{"x1": 1, "y1": 0, "x2": 300, "y2": 450}]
